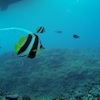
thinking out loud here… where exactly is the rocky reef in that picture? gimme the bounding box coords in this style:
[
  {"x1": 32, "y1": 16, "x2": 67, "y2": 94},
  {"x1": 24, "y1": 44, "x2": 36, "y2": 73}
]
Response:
[{"x1": 0, "y1": 48, "x2": 100, "y2": 100}]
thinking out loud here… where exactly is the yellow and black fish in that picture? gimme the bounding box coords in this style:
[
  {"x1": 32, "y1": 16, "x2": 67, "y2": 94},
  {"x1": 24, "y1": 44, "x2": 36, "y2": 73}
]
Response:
[
  {"x1": 15, "y1": 33, "x2": 45, "y2": 59},
  {"x1": 36, "y1": 26, "x2": 45, "y2": 33}
]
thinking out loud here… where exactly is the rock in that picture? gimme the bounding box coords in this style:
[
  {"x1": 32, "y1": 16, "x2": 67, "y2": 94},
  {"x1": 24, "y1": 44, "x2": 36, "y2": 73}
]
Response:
[{"x1": 89, "y1": 85, "x2": 100, "y2": 97}]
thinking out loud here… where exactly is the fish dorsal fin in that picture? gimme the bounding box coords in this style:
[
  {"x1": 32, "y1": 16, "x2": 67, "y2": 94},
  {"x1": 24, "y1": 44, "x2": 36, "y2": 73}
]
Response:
[
  {"x1": 18, "y1": 36, "x2": 27, "y2": 46},
  {"x1": 15, "y1": 44, "x2": 20, "y2": 52}
]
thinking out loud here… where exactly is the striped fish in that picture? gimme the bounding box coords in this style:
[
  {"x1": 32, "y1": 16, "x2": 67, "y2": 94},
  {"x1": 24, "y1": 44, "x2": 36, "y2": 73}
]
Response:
[
  {"x1": 36, "y1": 26, "x2": 45, "y2": 33},
  {"x1": 15, "y1": 33, "x2": 45, "y2": 59}
]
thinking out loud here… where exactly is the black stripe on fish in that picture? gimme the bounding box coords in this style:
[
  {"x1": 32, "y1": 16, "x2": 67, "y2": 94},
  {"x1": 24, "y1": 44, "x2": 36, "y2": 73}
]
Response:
[
  {"x1": 28, "y1": 34, "x2": 39, "y2": 58},
  {"x1": 40, "y1": 27, "x2": 45, "y2": 33},
  {"x1": 17, "y1": 34, "x2": 32, "y2": 55},
  {"x1": 37, "y1": 27, "x2": 42, "y2": 33}
]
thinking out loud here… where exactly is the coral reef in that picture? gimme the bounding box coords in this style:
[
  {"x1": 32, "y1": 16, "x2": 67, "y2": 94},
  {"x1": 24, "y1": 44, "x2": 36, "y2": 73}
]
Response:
[
  {"x1": 0, "y1": 48, "x2": 100, "y2": 99},
  {"x1": 22, "y1": 95, "x2": 31, "y2": 100}
]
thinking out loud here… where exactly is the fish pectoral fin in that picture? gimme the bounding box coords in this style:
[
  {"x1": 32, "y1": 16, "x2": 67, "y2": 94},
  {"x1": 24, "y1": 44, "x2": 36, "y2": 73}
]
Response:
[{"x1": 15, "y1": 44, "x2": 20, "y2": 52}]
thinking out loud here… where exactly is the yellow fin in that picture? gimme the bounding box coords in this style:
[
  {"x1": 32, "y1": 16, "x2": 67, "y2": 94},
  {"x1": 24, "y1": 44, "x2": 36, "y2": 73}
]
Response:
[
  {"x1": 18, "y1": 36, "x2": 27, "y2": 46},
  {"x1": 15, "y1": 44, "x2": 20, "y2": 52}
]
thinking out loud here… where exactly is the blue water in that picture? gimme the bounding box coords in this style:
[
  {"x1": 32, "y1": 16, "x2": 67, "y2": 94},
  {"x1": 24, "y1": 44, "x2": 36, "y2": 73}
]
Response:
[{"x1": 0, "y1": 0, "x2": 100, "y2": 54}]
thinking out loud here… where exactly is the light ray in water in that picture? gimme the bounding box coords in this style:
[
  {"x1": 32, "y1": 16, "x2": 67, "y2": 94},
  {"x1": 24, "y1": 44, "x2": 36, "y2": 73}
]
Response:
[{"x1": 0, "y1": 27, "x2": 32, "y2": 34}]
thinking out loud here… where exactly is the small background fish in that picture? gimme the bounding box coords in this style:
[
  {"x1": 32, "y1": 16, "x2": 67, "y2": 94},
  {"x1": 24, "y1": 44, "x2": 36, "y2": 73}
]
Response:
[
  {"x1": 55, "y1": 31, "x2": 63, "y2": 34},
  {"x1": 36, "y1": 26, "x2": 45, "y2": 33},
  {"x1": 73, "y1": 34, "x2": 79, "y2": 38}
]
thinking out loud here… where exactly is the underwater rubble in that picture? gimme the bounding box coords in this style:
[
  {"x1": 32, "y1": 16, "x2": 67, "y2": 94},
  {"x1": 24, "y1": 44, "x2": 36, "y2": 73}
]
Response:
[{"x1": 0, "y1": 48, "x2": 100, "y2": 100}]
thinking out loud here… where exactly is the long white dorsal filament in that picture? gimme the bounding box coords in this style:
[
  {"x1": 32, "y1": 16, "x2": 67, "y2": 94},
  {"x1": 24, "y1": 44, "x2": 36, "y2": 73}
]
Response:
[{"x1": 0, "y1": 27, "x2": 32, "y2": 33}]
